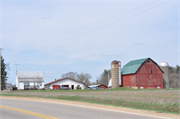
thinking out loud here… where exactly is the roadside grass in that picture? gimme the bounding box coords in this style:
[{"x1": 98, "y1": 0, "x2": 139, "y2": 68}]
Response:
[
  {"x1": 6, "y1": 87, "x2": 180, "y2": 93},
  {"x1": 1, "y1": 93, "x2": 179, "y2": 114}
]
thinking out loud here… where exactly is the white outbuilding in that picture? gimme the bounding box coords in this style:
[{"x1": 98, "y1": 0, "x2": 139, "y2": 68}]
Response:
[
  {"x1": 16, "y1": 71, "x2": 44, "y2": 90},
  {"x1": 44, "y1": 78, "x2": 85, "y2": 90}
]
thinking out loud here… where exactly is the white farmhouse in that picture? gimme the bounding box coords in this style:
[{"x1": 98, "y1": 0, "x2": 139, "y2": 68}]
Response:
[
  {"x1": 16, "y1": 71, "x2": 44, "y2": 90},
  {"x1": 44, "y1": 78, "x2": 85, "y2": 90}
]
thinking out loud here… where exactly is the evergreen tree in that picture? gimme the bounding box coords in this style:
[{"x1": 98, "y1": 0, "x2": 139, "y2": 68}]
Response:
[
  {"x1": 169, "y1": 66, "x2": 173, "y2": 73},
  {"x1": 1, "y1": 56, "x2": 8, "y2": 90},
  {"x1": 176, "y1": 65, "x2": 179, "y2": 73}
]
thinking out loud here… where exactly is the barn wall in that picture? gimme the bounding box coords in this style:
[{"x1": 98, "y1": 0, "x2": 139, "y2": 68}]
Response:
[
  {"x1": 122, "y1": 74, "x2": 136, "y2": 87},
  {"x1": 98, "y1": 85, "x2": 108, "y2": 89},
  {"x1": 136, "y1": 59, "x2": 163, "y2": 89}
]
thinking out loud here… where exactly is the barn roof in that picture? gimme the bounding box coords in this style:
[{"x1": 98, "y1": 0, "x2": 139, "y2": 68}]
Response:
[
  {"x1": 121, "y1": 58, "x2": 149, "y2": 75},
  {"x1": 121, "y1": 57, "x2": 163, "y2": 75}
]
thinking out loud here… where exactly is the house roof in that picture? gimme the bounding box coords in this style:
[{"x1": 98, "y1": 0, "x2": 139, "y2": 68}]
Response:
[
  {"x1": 17, "y1": 71, "x2": 44, "y2": 79},
  {"x1": 44, "y1": 78, "x2": 85, "y2": 86},
  {"x1": 89, "y1": 84, "x2": 107, "y2": 88}
]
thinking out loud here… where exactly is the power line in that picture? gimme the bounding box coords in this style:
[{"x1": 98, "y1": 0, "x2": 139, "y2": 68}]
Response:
[
  {"x1": 44, "y1": 0, "x2": 171, "y2": 46},
  {"x1": 19, "y1": 0, "x2": 171, "y2": 54},
  {"x1": 21, "y1": 0, "x2": 158, "y2": 48}
]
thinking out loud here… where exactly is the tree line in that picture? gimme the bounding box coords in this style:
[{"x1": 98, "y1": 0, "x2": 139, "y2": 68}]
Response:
[
  {"x1": 61, "y1": 72, "x2": 92, "y2": 86},
  {"x1": 169, "y1": 65, "x2": 180, "y2": 88}
]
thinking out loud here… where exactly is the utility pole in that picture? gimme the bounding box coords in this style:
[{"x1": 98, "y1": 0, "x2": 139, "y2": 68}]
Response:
[{"x1": 14, "y1": 64, "x2": 20, "y2": 74}]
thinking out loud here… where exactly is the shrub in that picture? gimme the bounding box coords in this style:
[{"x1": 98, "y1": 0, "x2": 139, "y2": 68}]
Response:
[{"x1": 12, "y1": 87, "x2": 17, "y2": 90}]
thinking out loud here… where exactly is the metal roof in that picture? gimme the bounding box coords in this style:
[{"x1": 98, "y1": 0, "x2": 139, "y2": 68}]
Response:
[
  {"x1": 121, "y1": 58, "x2": 149, "y2": 75},
  {"x1": 17, "y1": 71, "x2": 44, "y2": 79},
  {"x1": 44, "y1": 78, "x2": 85, "y2": 86},
  {"x1": 89, "y1": 84, "x2": 101, "y2": 87}
]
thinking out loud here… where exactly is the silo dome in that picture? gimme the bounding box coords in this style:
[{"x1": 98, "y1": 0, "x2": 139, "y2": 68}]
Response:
[{"x1": 159, "y1": 61, "x2": 169, "y2": 67}]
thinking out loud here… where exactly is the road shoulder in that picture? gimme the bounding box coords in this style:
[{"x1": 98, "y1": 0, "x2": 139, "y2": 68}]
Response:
[{"x1": 1, "y1": 96, "x2": 179, "y2": 119}]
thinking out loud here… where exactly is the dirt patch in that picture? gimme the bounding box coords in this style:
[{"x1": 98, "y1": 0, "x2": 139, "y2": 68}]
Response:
[{"x1": 1, "y1": 96, "x2": 179, "y2": 119}]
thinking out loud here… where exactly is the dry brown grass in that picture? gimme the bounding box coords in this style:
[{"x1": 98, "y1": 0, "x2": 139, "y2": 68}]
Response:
[{"x1": 2, "y1": 88, "x2": 180, "y2": 113}]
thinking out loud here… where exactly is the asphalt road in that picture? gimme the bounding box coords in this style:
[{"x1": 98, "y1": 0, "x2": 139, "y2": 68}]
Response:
[{"x1": 0, "y1": 98, "x2": 162, "y2": 119}]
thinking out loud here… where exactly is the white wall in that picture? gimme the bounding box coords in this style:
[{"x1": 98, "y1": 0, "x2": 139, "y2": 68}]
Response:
[
  {"x1": 48, "y1": 79, "x2": 84, "y2": 90},
  {"x1": 18, "y1": 82, "x2": 24, "y2": 89},
  {"x1": 16, "y1": 75, "x2": 18, "y2": 88},
  {"x1": 16, "y1": 76, "x2": 44, "y2": 90},
  {"x1": 41, "y1": 82, "x2": 44, "y2": 89}
]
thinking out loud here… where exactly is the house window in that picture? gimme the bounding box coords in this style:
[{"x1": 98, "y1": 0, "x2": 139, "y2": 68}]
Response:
[
  {"x1": 24, "y1": 82, "x2": 30, "y2": 86},
  {"x1": 37, "y1": 82, "x2": 42, "y2": 86}
]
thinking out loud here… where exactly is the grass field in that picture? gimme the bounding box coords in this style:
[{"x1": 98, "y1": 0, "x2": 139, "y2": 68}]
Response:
[{"x1": 1, "y1": 87, "x2": 180, "y2": 114}]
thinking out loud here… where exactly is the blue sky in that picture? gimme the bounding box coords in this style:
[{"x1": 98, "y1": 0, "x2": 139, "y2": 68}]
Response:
[{"x1": 1, "y1": 0, "x2": 179, "y2": 85}]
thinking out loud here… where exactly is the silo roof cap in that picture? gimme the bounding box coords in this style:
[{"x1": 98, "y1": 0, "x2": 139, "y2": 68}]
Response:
[
  {"x1": 159, "y1": 61, "x2": 169, "y2": 67},
  {"x1": 111, "y1": 60, "x2": 120, "y2": 64}
]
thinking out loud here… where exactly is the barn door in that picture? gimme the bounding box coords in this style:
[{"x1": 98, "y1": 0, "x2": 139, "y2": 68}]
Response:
[{"x1": 53, "y1": 85, "x2": 60, "y2": 90}]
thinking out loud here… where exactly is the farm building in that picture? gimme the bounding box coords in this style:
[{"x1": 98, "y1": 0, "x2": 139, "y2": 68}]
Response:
[
  {"x1": 16, "y1": 71, "x2": 44, "y2": 90},
  {"x1": 121, "y1": 58, "x2": 164, "y2": 89},
  {"x1": 44, "y1": 78, "x2": 85, "y2": 90},
  {"x1": 159, "y1": 61, "x2": 170, "y2": 89},
  {"x1": 89, "y1": 84, "x2": 108, "y2": 89}
]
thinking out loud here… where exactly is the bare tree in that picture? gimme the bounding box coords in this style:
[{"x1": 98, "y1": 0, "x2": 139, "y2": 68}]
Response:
[
  {"x1": 169, "y1": 65, "x2": 180, "y2": 88},
  {"x1": 61, "y1": 72, "x2": 77, "y2": 79},
  {"x1": 91, "y1": 82, "x2": 96, "y2": 85},
  {"x1": 61, "y1": 72, "x2": 92, "y2": 86},
  {"x1": 97, "y1": 69, "x2": 111, "y2": 86},
  {"x1": 76, "y1": 72, "x2": 91, "y2": 86}
]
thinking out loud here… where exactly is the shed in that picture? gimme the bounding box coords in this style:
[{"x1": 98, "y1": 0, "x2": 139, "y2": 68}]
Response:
[
  {"x1": 97, "y1": 84, "x2": 108, "y2": 89},
  {"x1": 89, "y1": 84, "x2": 108, "y2": 89},
  {"x1": 44, "y1": 78, "x2": 85, "y2": 90},
  {"x1": 121, "y1": 58, "x2": 164, "y2": 89}
]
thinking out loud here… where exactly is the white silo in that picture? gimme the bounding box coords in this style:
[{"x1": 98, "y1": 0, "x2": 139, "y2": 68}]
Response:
[{"x1": 159, "y1": 61, "x2": 169, "y2": 89}]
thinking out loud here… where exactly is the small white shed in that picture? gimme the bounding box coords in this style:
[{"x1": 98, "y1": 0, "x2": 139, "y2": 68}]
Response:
[{"x1": 44, "y1": 78, "x2": 85, "y2": 90}]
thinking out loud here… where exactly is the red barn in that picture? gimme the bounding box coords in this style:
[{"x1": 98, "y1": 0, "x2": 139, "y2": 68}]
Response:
[{"x1": 121, "y1": 58, "x2": 164, "y2": 89}]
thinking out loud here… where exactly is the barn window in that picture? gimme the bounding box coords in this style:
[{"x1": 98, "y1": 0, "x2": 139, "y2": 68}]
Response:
[
  {"x1": 148, "y1": 60, "x2": 150, "y2": 63},
  {"x1": 151, "y1": 70, "x2": 152, "y2": 74}
]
